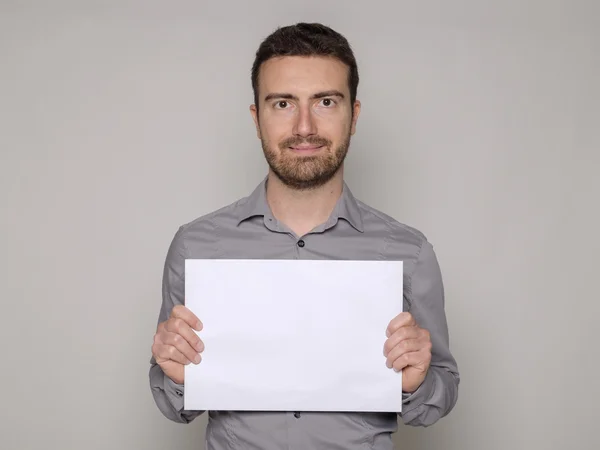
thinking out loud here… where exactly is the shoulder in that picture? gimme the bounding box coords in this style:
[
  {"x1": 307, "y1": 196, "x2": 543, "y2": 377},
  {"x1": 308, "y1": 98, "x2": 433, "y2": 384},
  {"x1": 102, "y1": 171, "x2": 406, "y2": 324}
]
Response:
[
  {"x1": 168, "y1": 194, "x2": 250, "y2": 251},
  {"x1": 180, "y1": 195, "x2": 249, "y2": 234},
  {"x1": 356, "y1": 198, "x2": 428, "y2": 249}
]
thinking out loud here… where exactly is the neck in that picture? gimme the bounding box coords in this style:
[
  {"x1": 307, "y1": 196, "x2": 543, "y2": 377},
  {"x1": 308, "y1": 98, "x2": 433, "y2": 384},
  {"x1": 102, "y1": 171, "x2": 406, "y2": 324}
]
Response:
[{"x1": 266, "y1": 169, "x2": 344, "y2": 237}]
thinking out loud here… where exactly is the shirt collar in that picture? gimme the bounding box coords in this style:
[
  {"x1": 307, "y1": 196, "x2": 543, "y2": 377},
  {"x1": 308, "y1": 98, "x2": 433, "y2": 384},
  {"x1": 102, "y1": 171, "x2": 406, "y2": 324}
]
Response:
[
  {"x1": 236, "y1": 177, "x2": 272, "y2": 224},
  {"x1": 236, "y1": 177, "x2": 364, "y2": 233}
]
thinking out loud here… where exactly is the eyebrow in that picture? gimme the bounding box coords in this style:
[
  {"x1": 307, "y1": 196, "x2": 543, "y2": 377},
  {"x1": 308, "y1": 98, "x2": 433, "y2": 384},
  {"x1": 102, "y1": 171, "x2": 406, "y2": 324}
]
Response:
[{"x1": 264, "y1": 90, "x2": 345, "y2": 102}]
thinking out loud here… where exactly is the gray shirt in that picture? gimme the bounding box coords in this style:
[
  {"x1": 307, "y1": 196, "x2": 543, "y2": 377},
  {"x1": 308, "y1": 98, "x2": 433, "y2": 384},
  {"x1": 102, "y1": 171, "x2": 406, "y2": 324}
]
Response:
[{"x1": 149, "y1": 179, "x2": 459, "y2": 450}]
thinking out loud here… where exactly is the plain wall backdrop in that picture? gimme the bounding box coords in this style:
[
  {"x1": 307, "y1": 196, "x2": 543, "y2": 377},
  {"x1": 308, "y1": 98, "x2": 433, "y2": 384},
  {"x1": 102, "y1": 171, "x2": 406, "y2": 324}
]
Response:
[{"x1": 1, "y1": 1, "x2": 598, "y2": 449}]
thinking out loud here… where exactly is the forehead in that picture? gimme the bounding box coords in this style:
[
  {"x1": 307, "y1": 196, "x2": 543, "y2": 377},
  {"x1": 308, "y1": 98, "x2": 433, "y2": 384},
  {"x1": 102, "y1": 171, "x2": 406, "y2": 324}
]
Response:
[{"x1": 258, "y1": 55, "x2": 349, "y2": 95}]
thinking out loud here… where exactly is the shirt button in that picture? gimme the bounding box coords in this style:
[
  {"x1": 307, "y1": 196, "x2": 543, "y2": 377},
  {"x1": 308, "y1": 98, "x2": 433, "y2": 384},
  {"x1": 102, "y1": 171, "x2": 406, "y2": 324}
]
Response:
[{"x1": 297, "y1": 240, "x2": 305, "y2": 248}]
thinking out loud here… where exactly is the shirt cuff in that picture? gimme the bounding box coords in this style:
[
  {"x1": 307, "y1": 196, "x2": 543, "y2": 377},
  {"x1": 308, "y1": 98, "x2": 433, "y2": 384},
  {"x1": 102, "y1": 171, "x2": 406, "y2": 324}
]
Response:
[
  {"x1": 401, "y1": 369, "x2": 435, "y2": 410},
  {"x1": 164, "y1": 375, "x2": 185, "y2": 412}
]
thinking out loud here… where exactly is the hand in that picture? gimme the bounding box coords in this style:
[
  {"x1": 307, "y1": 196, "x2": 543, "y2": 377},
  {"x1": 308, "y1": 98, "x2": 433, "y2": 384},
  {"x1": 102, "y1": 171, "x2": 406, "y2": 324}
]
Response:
[
  {"x1": 383, "y1": 312, "x2": 432, "y2": 393},
  {"x1": 151, "y1": 305, "x2": 204, "y2": 385}
]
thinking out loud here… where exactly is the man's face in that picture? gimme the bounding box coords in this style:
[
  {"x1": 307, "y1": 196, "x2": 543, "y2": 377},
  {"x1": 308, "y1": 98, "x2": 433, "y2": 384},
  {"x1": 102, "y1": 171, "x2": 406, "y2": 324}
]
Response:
[{"x1": 250, "y1": 56, "x2": 360, "y2": 190}]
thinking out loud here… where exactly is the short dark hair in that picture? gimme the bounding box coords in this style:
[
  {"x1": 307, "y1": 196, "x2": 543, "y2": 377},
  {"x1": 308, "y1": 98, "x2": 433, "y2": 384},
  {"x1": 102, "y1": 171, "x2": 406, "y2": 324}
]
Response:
[{"x1": 251, "y1": 22, "x2": 359, "y2": 111}]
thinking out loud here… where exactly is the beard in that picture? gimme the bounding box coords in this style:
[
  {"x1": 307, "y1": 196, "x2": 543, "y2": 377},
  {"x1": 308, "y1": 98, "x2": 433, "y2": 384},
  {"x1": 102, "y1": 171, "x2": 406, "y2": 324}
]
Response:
[{"x1": 261, "y1": 132, "x2": 351, "y2": 191}]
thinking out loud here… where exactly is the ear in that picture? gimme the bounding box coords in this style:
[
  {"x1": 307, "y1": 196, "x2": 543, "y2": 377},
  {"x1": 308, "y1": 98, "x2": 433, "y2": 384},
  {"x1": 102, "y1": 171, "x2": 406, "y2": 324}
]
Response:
[
  {"x1": 350, "y1": 100, "x2": 361, "y2": 135},
  {"x1": 249, "y1": 104, "x2": 261, "y2": 139}
]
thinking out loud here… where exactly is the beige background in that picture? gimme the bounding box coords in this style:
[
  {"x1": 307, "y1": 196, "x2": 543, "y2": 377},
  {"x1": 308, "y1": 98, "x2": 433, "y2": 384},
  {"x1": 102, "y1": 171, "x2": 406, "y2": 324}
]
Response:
[{"x1": 1, "y1": 1, "x2": 599, "y2": 449}]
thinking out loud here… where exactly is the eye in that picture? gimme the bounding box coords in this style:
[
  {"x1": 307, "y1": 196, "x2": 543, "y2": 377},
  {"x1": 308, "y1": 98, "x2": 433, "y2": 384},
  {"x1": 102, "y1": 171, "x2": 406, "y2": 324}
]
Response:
[
  {"x1": 274, "y1": 100, "x2": 290, "y2": 109},
  {"x1": 319, "y1": 98, "x2": 336, "y2": 107}
]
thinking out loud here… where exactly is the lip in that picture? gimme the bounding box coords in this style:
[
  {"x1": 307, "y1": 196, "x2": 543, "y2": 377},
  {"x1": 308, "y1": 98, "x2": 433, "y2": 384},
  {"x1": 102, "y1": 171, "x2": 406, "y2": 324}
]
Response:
[{"x1": 289, "y1": 145, "x2": 324, "y2": 151}]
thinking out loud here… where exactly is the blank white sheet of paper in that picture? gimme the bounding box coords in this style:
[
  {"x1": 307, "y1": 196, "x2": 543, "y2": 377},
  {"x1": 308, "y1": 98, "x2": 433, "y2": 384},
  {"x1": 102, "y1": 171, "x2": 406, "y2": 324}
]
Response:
[{"x1": 184, "y1": 258, "x2": 403, "y2": 412}]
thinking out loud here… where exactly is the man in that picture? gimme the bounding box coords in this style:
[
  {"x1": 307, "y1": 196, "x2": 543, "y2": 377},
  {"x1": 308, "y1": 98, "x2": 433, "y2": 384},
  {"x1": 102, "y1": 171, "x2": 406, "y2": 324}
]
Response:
[{"x1": 150, "y1": 22, "x2": 459, "y2": 449}]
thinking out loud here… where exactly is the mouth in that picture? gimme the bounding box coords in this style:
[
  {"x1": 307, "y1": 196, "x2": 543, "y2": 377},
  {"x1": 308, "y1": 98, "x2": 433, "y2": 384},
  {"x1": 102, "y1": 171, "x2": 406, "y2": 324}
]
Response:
[{"x1": 289, "y1": 145, "x2": 324, "y2": 153}]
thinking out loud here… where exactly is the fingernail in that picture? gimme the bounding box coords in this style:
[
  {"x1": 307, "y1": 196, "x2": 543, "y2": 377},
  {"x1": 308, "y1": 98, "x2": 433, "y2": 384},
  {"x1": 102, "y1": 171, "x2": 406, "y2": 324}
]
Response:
[{"x1": 194, "y1": 354, "x2": 201, "y2": 364}]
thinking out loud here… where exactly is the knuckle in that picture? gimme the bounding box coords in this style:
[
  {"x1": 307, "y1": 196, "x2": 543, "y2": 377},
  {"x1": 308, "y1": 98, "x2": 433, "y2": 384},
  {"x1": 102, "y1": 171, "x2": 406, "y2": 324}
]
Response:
[
  {"x1": 173, "y1": 318, "x2": 184, "y2": 331},
  {"x1": 393, "y1": 335, "x2": 403, "y2": 348},
  {"x1": 386, "y1": 348, "x2": 396, "y2": 361},
  {"x1": 393, "y1": 358, "x2": 403, "y2": 370}
]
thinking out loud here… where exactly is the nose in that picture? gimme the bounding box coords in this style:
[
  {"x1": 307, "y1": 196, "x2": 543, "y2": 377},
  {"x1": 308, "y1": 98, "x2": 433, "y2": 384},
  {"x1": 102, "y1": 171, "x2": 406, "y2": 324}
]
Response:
[{"x1": 292, "y1": 104, "x2": 317, "y2": 137}]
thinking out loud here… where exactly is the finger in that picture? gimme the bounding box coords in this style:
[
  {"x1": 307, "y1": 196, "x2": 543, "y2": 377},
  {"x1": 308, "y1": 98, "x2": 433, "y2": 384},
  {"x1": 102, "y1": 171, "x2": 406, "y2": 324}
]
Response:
[
  {"x1": 153, "y1": 332, "x2": 197, "y2": 365},
  {"x1": 171, "y1": 304, "x2": 203, "y2": 331},
  {"x1": 154, "y1": 341, "x2": 194, "y2": 366},
  {"x1": 385, "y1": 338, "x2": 422, "y2": 368},
  {"x1": 391, "y1": 349, "x2": 429, "y2": 372},
  {"x1": 383, "y1": 326, "x2": 421, "y2": 356},
  {"x1": 165, "y1": 316, "x2": 204, "y2": 352},
  {"x1": 163, "y1": 331, "x2": 202, "y2": 364},
  {"x1": 386, "y1": 312, "x2": 416, "y2": 337}
]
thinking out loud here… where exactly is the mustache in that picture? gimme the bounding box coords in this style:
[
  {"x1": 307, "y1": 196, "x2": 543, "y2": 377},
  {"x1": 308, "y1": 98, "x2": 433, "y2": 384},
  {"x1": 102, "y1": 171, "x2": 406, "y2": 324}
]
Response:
[{"x1": 279, "y1": 135, "x2": 331, "y2": 149}]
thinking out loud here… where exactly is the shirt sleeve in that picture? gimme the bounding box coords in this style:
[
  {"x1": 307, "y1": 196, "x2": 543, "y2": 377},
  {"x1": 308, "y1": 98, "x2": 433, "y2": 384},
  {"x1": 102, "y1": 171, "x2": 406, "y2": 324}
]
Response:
[
  {"x1": 398, "y1": 239, "x2": 460, "y2": 426},
  {"x1": 148, "y1": 226, "x2": 205, "y2": 423}
]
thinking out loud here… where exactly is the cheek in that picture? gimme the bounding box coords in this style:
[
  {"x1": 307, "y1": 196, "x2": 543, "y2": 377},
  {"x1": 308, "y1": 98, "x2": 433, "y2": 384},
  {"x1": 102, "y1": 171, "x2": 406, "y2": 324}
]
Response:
[
  {"x1": 261, "y1": 116, "x2": 293, "y2": 141},
  {"x1": 314, "y1": 110, "x2": 350, "y2": 132},
  {"x1": 319, "y1": 122, "x2": 348, "y2": 142}
]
